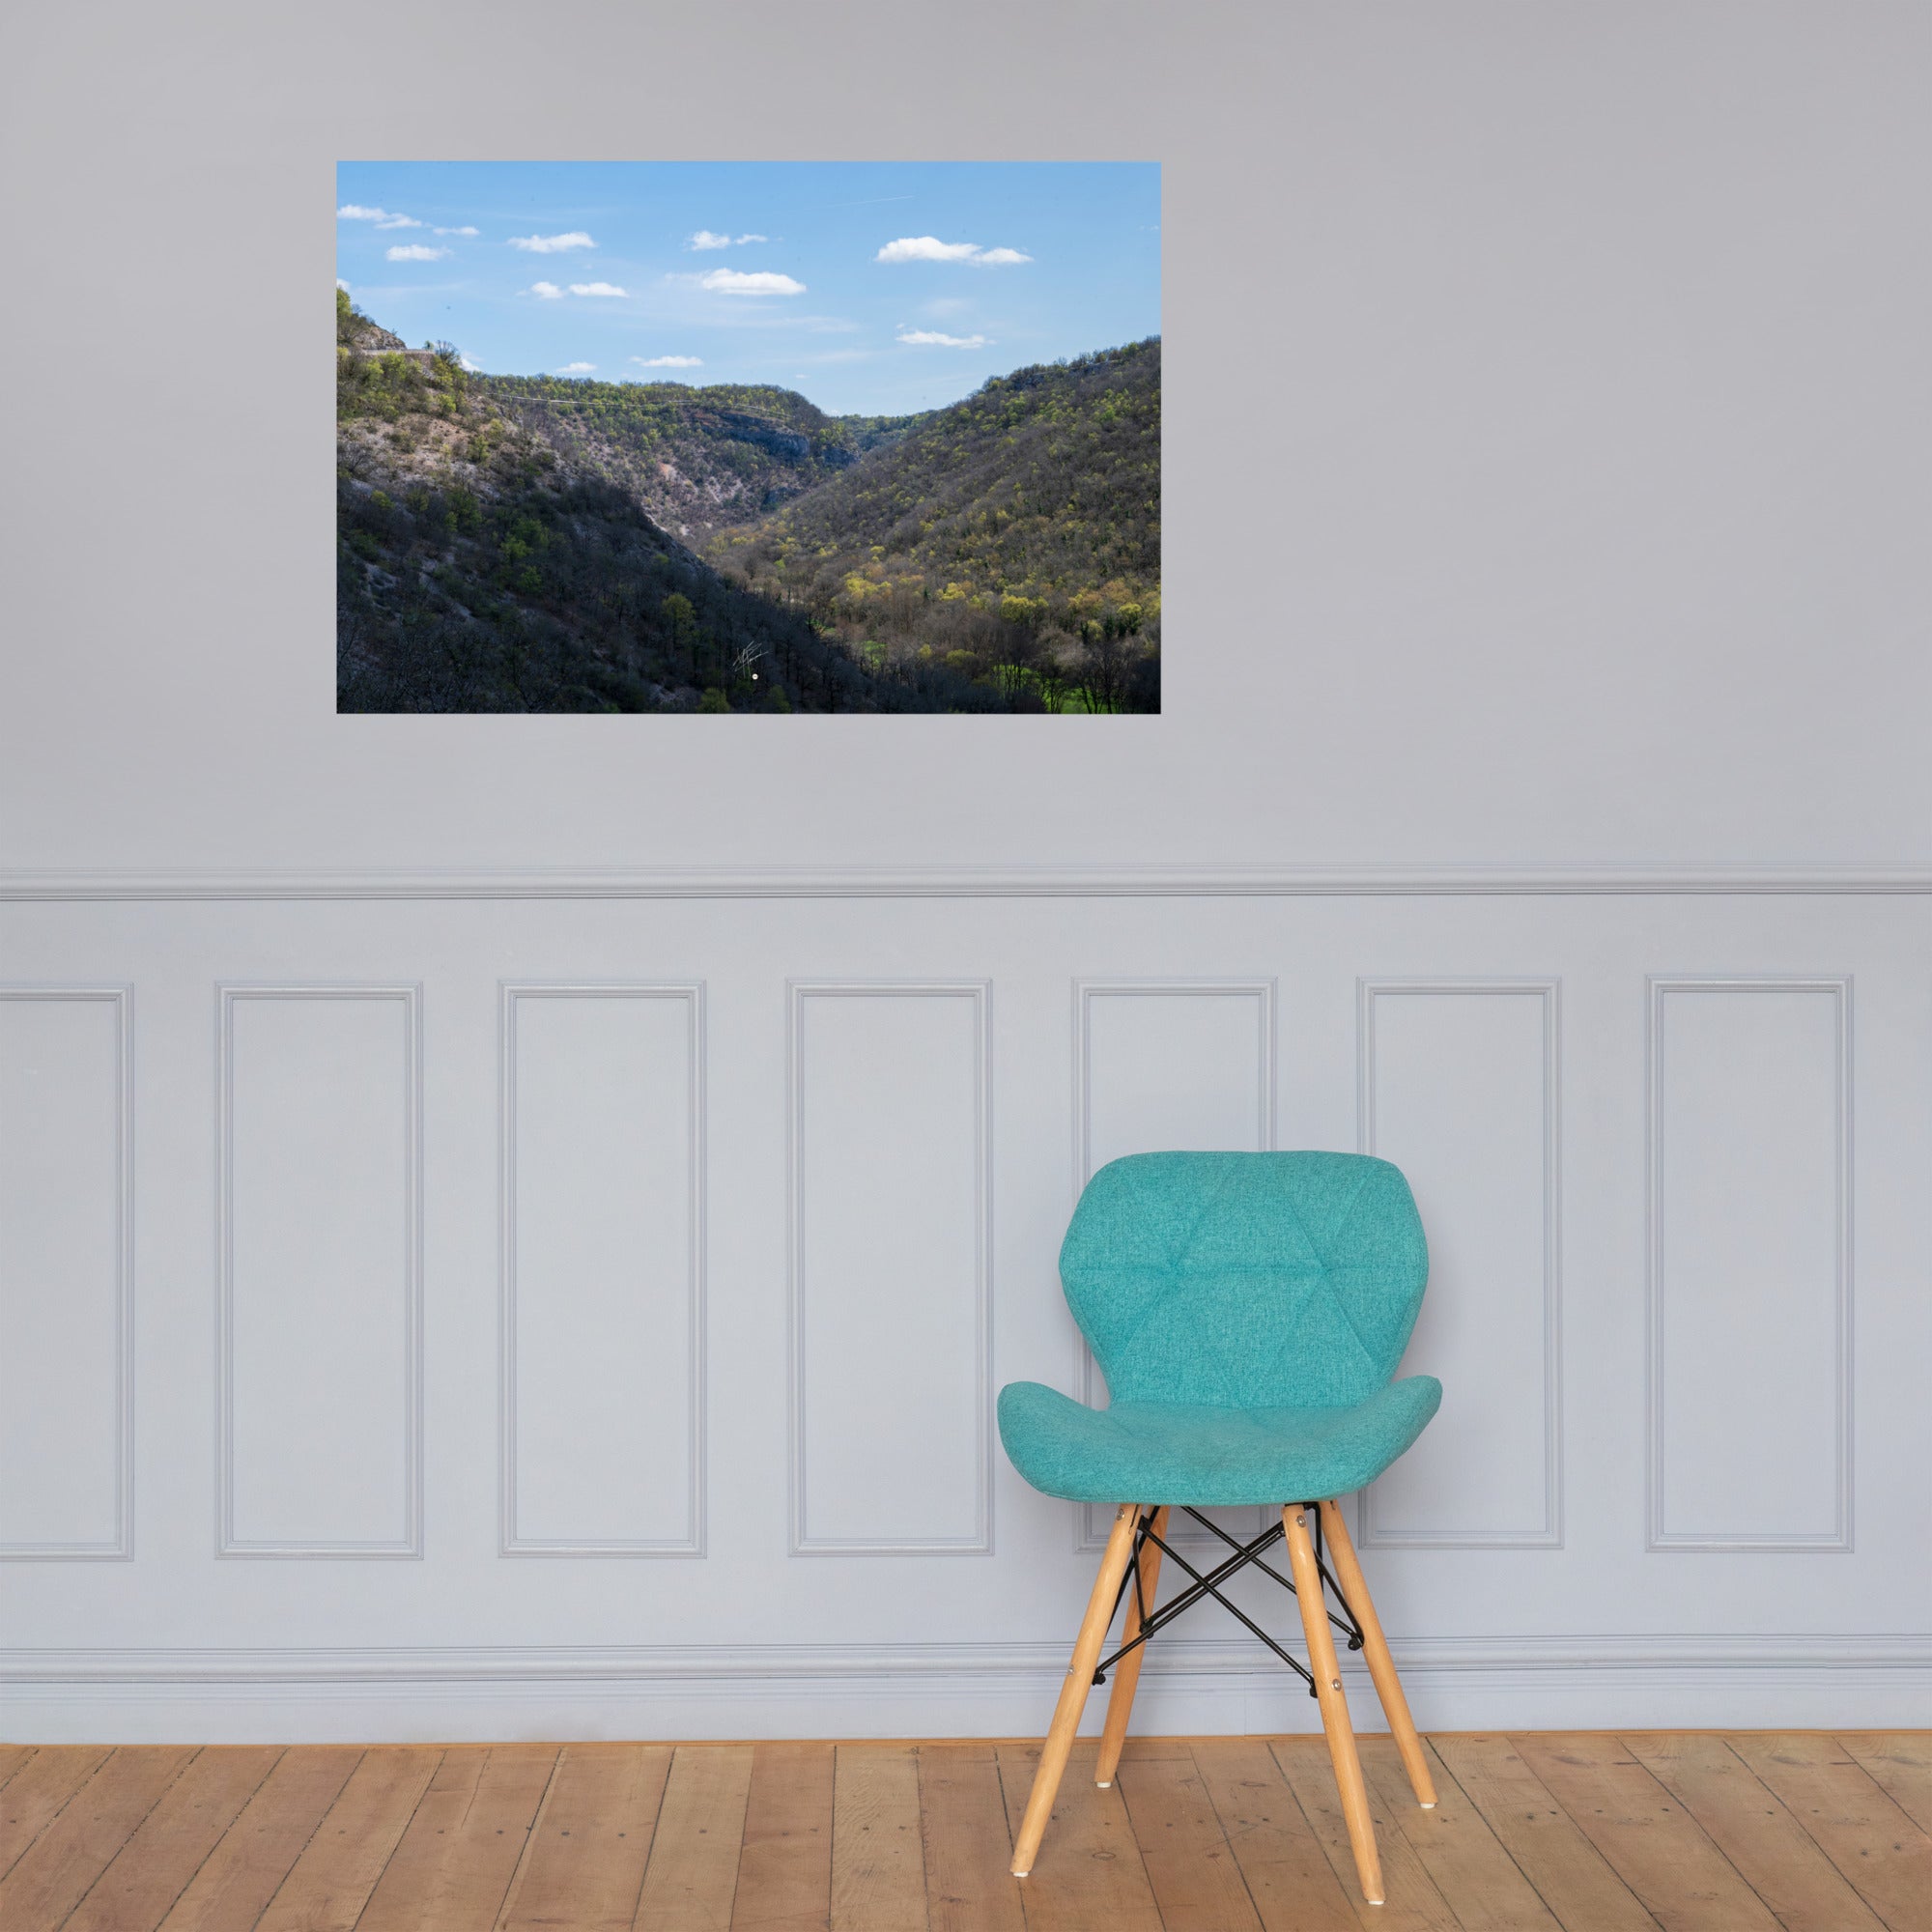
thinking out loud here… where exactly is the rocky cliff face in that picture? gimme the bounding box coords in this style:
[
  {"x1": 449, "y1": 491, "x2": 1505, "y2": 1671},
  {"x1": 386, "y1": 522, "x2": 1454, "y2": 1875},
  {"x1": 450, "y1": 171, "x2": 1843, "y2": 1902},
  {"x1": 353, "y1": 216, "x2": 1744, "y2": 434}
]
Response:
[
  {"x1": 481, "y1": 384, "x2": 873, "y2": 543},
  {"x1": 339, "y1": 309, "x2": 408, "y2": 354}
]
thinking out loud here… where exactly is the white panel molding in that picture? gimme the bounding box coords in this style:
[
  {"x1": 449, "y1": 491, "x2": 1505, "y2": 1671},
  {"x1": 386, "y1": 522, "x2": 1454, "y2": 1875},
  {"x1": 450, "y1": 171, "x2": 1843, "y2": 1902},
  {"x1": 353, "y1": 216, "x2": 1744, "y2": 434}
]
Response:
[
  {"x1": 217, "y1": 983, "x2": 424, "y2": 1559},
  {"x1": 787, "y1": 980, "x2": 993, "y2": 1555},
  {"x1": 1073, "y1": 977, "x2": 1277, "y2": 1191},
  {"x1": 1072, "y1": 978, "x2": 1277, "y2": 1550},
  {"x1": 1355, "y1": 978, "x2": 1563, "y2": 1550},
  {"x1": 0, "y1": 986, "x2": 134, "y2": 1561},
  {"x1": 9, "y1": 862, "x2": 1932, "y2": 901},
  {"x1": 499, "y1": 983, "x2": 706, "y2": 1557},
  {"x1": 1645, "y1": 975, "x2": 1854, "y2": 1554}
]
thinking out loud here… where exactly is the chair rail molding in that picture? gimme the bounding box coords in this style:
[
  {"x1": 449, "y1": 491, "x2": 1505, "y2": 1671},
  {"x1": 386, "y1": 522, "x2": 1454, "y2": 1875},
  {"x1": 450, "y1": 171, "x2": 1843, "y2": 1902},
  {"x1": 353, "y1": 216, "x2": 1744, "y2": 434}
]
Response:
[
  {"x1": 1645, "y1": 974, "x2": 1854, "y2": 1553},
  {"x1": 786, "y1": 979, "x2": 994, "y2": 1555},
  {"x1": 216, "y1": 982, "x2": 425, "y2": 1559},
  {"x1": 0, "y1": 984, "x2": 134, "y2": 1560},
  {"x1": 498, "y1": 981, "x2": 707, "y2": 1557},
  {"x1": 9, "y1": 860, "x2": 1932, "y2": 903},
  {"x1": 1354, "y1": 977, "x2": 1563, "y2": 1551}
]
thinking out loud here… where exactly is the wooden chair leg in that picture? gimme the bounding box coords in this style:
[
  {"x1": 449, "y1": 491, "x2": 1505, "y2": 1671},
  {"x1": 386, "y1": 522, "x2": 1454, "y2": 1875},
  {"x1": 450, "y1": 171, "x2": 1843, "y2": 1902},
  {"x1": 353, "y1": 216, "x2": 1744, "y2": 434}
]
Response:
[
  {"x1": 1010, "y1": 1502, "x2": 1142, "y2": 1878},
  {"x1": 1284, "y1": 1502, "x2": 1384, "y2": 1905},
  {"x1": 1318, "y1": 1496, "x2": 1435, "y2": 1808},
  {"x1": 1094, "y1": 1505, "x2": 1167, "y2": 1787}
]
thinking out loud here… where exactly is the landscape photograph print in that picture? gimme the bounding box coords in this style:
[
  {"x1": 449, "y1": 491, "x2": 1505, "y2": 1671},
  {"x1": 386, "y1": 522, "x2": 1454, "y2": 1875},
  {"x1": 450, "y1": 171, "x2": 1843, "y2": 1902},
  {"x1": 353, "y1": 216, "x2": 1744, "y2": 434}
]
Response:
[{"x1": 336, "y1": 160, "x2": 1161, "y2": 714}]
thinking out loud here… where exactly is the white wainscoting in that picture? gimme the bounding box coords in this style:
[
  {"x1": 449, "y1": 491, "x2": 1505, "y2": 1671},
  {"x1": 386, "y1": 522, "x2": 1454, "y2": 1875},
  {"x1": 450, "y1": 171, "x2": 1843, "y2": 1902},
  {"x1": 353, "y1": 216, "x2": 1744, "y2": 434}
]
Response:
[
  {"x1": 1, "y1": 881, "x2": 1927, "y2": 1740},
  {"x1": 500, "y1": 983, "x2": 704, "y2": 1556},
  {"x1": 1646, "y1": 976, "x2": 1853, "y2": 1552},
  {"x1": 1357, "y1": 980, "x2": 1561, "y2": 1549},
  {"x1": 218, "y1": 985, "x2": 422, "y2": 1558},
  {"x1": 788, "y1": 981, "x2": 991, "y2": 1555},
  {"x1": 0, "y1": 987, "x2": 131, "y2": 1559}
]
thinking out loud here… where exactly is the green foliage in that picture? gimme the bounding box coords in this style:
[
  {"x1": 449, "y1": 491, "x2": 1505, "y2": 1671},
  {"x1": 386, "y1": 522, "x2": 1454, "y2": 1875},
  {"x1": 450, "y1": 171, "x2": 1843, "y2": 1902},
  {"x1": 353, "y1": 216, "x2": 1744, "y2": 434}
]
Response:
[
  {"x1": 701, "y1": 340, "x2": 1161, "y2": 709},
  {"x1": 335, "y1": 290, "x2": 1155, "y2": 714}
]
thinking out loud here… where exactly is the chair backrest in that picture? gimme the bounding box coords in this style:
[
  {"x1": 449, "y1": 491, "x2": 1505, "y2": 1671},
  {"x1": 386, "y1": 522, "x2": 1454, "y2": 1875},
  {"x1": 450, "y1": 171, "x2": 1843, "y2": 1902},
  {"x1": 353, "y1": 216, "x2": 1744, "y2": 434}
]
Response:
[{"x1": 1060, "y1": 1151, "x2": 1429, "y2": 1408}]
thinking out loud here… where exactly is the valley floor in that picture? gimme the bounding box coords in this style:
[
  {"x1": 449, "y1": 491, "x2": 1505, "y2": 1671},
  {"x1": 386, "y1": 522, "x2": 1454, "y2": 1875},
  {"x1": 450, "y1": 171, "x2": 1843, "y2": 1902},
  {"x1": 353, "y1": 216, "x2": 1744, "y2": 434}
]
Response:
[{"x1": 2, "y1": 1731, "x2": 1928, "y2": 1929}]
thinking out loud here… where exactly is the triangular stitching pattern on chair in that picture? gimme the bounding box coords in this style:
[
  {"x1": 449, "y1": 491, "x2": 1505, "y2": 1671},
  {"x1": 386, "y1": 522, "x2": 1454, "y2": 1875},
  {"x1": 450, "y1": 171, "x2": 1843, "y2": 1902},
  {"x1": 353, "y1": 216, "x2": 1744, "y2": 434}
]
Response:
[
  {"x1": 1064, "y1": 1151, "x2": 1426, "y2": 1410},
  {"x1": 1288, "y1": 1162, "x2": 1383, "y2": 1380}
]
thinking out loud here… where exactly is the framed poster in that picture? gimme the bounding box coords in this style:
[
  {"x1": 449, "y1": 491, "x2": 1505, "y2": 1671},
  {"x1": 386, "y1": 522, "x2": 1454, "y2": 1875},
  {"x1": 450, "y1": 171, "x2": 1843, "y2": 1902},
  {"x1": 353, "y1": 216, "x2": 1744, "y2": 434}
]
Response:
[{"x1": 336, "y1": 161, "x2": 1159, "y2": 714}]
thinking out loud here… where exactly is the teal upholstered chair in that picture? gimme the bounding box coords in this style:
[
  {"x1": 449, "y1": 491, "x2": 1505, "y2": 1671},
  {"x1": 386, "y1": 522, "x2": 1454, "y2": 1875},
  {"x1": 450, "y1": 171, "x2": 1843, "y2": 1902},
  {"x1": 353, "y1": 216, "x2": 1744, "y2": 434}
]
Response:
[{"x1": 999, "y1": 1151, "x2": 1442, "y2": 1904}]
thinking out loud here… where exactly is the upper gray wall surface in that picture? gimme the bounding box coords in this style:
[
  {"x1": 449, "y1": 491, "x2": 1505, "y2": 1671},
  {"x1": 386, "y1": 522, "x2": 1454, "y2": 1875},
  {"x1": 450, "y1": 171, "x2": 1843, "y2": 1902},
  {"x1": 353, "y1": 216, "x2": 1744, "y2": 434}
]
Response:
[{"x1": 2, "y1": 0, "x2": 1925, "y2": 871}]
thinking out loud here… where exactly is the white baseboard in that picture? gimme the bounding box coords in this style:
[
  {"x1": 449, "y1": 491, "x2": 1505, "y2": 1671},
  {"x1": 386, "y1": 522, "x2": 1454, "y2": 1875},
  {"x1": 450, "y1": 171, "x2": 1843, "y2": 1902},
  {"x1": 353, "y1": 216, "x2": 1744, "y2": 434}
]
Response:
[{"x1": 6, "y1": 1635, "x2": 1926, "y2": 1744}]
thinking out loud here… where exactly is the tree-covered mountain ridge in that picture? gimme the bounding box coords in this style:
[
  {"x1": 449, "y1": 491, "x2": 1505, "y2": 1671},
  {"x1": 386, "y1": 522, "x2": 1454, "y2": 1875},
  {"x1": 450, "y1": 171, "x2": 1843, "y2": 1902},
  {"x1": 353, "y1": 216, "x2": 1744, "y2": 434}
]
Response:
[
  {"x1": 479, "y1": 371, "x2": 918, "y2": 548},
  {"x1": 710, "y1": 338, "x2": 1158, "y2": 615},
  {"x1": 336, "y1": 289, "x2": 1158, "y2": 712}
]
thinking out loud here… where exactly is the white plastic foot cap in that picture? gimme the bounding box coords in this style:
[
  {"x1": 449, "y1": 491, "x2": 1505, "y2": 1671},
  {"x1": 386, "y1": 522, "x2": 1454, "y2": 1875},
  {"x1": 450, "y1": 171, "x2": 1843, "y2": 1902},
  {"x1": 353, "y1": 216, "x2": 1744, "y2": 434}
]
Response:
[
  {"x1": 1095, "y1": 1779, "x2": 1110, "y2": 1788},
  {"x1": 1420, "y1": 1801, "x2": 1435, "y2": 1808}
]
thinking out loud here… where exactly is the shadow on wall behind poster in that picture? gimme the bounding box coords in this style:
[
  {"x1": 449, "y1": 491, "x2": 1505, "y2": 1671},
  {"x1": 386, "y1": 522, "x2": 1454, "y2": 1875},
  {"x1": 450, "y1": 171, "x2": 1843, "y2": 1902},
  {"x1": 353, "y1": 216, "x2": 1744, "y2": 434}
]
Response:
[{"x1": 335, "y1": 160, "x2": 1161, "y2": 716}]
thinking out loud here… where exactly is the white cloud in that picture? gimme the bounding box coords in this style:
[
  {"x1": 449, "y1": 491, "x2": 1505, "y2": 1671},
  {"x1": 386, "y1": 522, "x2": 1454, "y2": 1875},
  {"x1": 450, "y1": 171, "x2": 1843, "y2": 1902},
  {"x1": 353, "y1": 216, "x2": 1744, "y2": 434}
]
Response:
[
  {"x1": 568, "y1": 281, "x2": 628, "y2": 298},
  {"x1": 875, "y1": 235, "x2": 1032, "y2": 266},
  {"x1": 555, "y1": 361, "x2": 596, "y2": 374},
  {"x1": 459, "y1": 353, "x2": 482, "y2": 373},
  {"x1": 876, "y1": 236, "x2": 980, "y2": 263},
  {"x1": 509, "y1": 231, "x2": 595, "y2": 253},
  {"x1": 633, "y1": 354, "x2": 703, "y2": 368},
  {"x1": 336, "y1": 277, "x2": 351, "y2": 293},
  {"x1": 386, "y1": 243, "x2": 450, "y2": 262},
  {"x1": 526, "y1": 281, "x2": 561, "y2": 299},
  {"x1": 896, "y1": 328, "x2": 989, "y2": 348},
  {"x1": 337, "y1": 204, "x2": 392, "y2": 221},
  {"x1": 688, "y1": 230, "x2": 732, "y2": 251},
  {"x1": 434, "y1": 224, "x2": 480, "y2": 238},
  {"x1": 375, "y1": 213, "x2": 421, "y2": 230},
  {"x1": 735, "y1": 233, "x2": 768, "y2": 244},
  {"x1": 698, "y1": 268, "x2": 806, "y2": 296}
]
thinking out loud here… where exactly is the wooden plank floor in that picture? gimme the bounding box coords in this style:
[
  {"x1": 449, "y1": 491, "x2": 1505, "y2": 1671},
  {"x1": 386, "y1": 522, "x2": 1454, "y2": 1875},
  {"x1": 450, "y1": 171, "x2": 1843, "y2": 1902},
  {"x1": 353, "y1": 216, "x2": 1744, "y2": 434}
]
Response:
[{"x1": 0, "y1": 1734, "x2": 1927, "y2": 1931}]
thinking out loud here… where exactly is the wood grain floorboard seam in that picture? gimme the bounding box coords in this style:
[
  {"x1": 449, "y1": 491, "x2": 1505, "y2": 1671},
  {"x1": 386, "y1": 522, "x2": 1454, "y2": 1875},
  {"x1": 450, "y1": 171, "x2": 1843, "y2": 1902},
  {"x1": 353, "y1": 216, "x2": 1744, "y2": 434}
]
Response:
[
  {"x1": 1726, "y1": 1732, "x2": 1932, "y2": 1932},
  {"x1": 1418, "y1": 1738, "x2": 1577, "y2": 1931},
  {"x1": 487, "y1": 1747, "x2": 567, "y2": 1932},
  {"x1": 1511, "y1": 1734, "x2": 1781, "y2": 1932},
  {"x1": 59, "y1": 1746, "x2": 288, "y2": 1932},
  {"x1": 11, "y1": 1736, "x2": 1932, "y2": 1931},
  {"x1": 231, "y1": 1748, "x2": 371, "y2": 1932},
  {"x1": 0, "y1": 1747, "x2": 117, "y2": 1886},
  {"x1": 0, "y1": 1747, "x2": 201, "y2": 1932}
]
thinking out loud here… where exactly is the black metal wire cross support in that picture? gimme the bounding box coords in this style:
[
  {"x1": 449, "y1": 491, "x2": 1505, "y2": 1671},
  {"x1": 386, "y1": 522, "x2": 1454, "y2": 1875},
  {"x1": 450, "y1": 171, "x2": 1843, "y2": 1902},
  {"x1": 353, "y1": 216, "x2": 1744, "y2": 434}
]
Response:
[{"x1": 1093, "y1": 1503, "x2": 1367, "y2": 1698}]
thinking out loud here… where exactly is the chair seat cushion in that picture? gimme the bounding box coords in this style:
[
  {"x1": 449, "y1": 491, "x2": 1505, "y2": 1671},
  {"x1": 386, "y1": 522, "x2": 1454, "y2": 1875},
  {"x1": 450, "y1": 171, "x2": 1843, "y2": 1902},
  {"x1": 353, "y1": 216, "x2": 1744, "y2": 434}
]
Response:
[{"x1": 996, "y1": 1376, "x2": 1443, "y2": 1506}]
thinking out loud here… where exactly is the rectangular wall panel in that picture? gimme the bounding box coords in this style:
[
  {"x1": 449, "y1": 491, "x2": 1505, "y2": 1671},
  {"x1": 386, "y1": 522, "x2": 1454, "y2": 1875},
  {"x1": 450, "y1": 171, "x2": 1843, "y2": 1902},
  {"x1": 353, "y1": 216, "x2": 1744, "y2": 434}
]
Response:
[
  {"x1": 1649, "y1": 978, "x2": 1851, "y2": 1550},
  {"x1": 0, "y1": 989, "x2": 131, "y2": 1558},
  {"x1": 220, "y1": 985, "x2": 420, "y2": 1556},
  {"x1": 502, "y1": 984, "x2": 703, "y2": 1554},
  {"x1": 1075, "y1": 980, "x2": 1276, "y2": 1547},
  {"x1": 790, "y1": 982, "x2": 990, "y2": 1553},
  {"x1": 1357, "y1": 980, "x2": 1561, "y2": 1548},
  {"x1": 1077, "y1": 980, "x2": 1275, "y2": 1185}
]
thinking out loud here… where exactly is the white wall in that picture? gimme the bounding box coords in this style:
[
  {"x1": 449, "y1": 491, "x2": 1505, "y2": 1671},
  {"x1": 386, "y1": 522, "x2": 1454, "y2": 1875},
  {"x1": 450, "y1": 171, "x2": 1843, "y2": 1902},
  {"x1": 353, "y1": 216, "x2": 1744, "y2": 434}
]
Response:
[{"x1": 3, "y1": 1, "x2": 1930, "y2": 1740}]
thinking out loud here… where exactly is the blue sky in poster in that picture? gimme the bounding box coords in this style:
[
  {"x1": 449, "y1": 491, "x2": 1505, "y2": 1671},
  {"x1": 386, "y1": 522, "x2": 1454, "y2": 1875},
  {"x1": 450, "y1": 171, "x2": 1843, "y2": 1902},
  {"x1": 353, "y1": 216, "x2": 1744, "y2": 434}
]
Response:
[{"x1": 336, "y1": 161, "x2": 1160, "y2": 416}]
